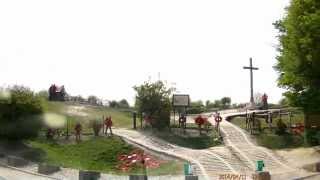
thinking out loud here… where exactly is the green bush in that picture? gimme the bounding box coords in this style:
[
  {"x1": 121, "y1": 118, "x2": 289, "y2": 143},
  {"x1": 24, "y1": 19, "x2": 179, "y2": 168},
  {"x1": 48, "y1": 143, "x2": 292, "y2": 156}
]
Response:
[
  {"x1": 186, "y1": 106, "x2": 205, "y2": 114},
  {"x1": 0, "y1": 86, "x2": 44, "y2": 139},
  {"x1": 305, "y1": 129, "x2": 320, "y2": 146},
  {"x1": 276, "y1": 119, "x2": 287, "y2": 135}
]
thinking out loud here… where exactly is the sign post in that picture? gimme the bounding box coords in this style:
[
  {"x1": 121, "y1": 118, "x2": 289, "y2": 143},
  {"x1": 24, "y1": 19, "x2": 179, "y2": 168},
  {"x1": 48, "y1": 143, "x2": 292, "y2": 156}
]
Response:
[{"x1": 172, "y1": 94, "x2": 190, "y2": 127}]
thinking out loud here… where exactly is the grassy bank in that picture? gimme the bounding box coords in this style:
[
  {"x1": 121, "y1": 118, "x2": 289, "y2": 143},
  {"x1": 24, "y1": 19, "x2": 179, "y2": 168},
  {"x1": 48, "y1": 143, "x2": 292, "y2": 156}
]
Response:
[
  {"x1": 147, "y1": 127, "x2": 222, "y2": 149},
  {"x1": 43, "y1": 101, "x2": 133, "y2": 132},
  {"x1": 25, "y1": 136, "x2": 183, "y2": 175}
]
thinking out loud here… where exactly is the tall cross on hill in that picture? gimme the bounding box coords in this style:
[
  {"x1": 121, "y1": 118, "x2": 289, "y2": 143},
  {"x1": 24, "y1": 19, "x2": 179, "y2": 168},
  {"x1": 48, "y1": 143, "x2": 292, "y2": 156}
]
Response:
[{"x1": 243, "y1": 58, "x2": 259, "y2": 106}]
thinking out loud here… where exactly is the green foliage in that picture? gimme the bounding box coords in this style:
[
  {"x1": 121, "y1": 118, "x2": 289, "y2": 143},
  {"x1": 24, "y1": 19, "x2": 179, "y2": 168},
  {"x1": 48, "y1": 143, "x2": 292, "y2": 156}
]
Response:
[
  {"x1": 134, "y1": 81, "x2": 172, "y2": 129},
  {"x1": 256, "y1": 133, "x2": 304, "y2": 149},
  {"x1": 220, "y1": 97, "x2": 231, "y2": 109},
  {"x1": 187, "y1": 100, "x2": 205, "y2": 114},
  {"x1": 0, "y1": 86, "x2": 44, "y2": 139},
  {"x1": 109, "y1": 99, "x2": 129, "y2": 108},
  {"x1": 36, "y1": 90, "x2": 49, "y2": 100},
  {"x1": 279, "y1": 97, "x2": 289, "y2": 106},
  {"x1": 27, "y1": 137, "x2": 133, "y2": 172},
  {"x1": 231, "y1": 115, "x2": 306, "y2": 149},
  {"x1": 276, "y1": 119, "x2": 288, "y2": 135},
  {"x1": 305, "y1": 129, "x2": 320, "y2": 146},
  {"x1": 109, "y1": 100, "x2": 119, "y2": 108},
  {"x1": 274, "y1": 0, "x2": 320, "y2": 113},
  {"x1": 118, "y1": 99, "x2": 130, "y2": 108},
  {"x1": 154, "y1": 130, "x2": 221, "y2": 149},
  {"x1": 203, "y1": 97, "x2": 232, "y2": 111},
  {"x1": 88, "y1": 95, "x2": 99, "y2": 105},
  {"x1": 25, "y1": 136, "x2": 183, "y2": 175}
]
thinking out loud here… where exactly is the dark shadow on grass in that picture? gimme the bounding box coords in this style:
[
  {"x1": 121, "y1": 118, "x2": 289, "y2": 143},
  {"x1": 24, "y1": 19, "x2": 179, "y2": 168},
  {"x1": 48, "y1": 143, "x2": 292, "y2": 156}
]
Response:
[{"x1": 0, "y1": 138, "x2": 46, "y2": 162}]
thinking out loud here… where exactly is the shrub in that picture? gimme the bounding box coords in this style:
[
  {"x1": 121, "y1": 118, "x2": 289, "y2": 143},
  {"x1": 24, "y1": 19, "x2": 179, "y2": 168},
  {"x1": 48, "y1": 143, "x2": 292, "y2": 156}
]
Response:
[
  {"x1": 276, "y1": 119, "x2": 287, "y2": 135},
  {"x1": 0, "y1": 86, "x2": 44, "y2": 140},
  {"x1": 305, "y1": 129, "x2": 320, "y2": 146},
  {"x1": 186, "y1": 106, "x2": 204, "y2": 114}
]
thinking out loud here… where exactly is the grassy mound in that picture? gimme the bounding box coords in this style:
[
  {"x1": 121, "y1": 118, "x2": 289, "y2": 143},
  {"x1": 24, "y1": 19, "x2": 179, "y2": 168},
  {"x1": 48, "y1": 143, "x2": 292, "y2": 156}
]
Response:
[
  {"x1": 25, "y1": 136, "x2": 183, "y2": 175},
  {"x1": 150, "y1": 128, "x2": 222, "y2": 149},
  {"x1": 27, "y1": 136, "x2": 133, "y2": 172},
  {"x1": 42, "y1": 101, "x2": 133, "y2": 133}
]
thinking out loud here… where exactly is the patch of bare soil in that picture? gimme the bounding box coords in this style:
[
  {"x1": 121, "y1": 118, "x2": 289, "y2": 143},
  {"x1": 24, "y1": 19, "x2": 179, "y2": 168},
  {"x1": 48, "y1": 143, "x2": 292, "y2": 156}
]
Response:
[{"x1": 65, "y1": 105, "x2": 88, "y2": 117}]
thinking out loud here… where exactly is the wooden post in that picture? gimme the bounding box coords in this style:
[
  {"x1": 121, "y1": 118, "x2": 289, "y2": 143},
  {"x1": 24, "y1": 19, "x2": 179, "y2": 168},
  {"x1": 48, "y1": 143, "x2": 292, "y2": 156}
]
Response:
[
  {"x1": 133, "y1": 112, "x2": 137, "y2": 129},
  {"x1": 289, "y1": 112, "x2": 292, "y2": 133},
  {"x1": 140, "y1": 113, "x2": 143, "y2": 129},
  {"x1": 279, "y1": 109, "x2": 282, "y2": 121},
  {"x1": 173, "y1": 108, "x2": 176, "y2": 125},
  {"x1": 66, "y1": 117, "x2": 69, "y2": 140}
]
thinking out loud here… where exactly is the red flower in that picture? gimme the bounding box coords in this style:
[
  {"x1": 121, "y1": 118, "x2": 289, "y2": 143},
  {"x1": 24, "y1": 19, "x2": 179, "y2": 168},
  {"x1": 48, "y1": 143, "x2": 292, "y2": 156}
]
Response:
[{"x1": 195, "y1": 115, "x2": 205, "y2": 125}]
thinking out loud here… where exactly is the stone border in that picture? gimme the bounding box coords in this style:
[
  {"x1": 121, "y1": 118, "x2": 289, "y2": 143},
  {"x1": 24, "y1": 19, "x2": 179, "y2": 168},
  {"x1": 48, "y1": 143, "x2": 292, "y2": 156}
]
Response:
[
  {"x1": 0, "y1": 161, "x2": 60, "y2": 180},
  {"x1": 38, "y1": 163, "x2": 61, "y2": 175}
]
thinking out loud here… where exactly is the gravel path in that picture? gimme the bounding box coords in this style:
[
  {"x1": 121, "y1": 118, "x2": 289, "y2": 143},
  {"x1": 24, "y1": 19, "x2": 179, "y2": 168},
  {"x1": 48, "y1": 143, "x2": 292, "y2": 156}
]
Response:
[{"x1": 114, "y1": 110, "x2": 319, "y2": 180}]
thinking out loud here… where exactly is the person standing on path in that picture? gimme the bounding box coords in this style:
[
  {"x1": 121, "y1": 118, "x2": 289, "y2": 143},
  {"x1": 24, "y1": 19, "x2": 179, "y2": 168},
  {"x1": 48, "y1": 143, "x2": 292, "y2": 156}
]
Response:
[
  {"x1": 215, "y1": 112, "x2": 222, "y2": 136},
  {"x1": 105, "y1": 116, "x2": 113, "y2": 136}
]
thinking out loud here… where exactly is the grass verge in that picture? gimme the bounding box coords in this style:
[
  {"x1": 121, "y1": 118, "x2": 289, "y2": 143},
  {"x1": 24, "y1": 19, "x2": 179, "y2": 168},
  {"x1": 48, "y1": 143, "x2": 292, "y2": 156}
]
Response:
[
  {"x1": 25, "y1": 136, "x2": 183, "y2": 175},
  {"x1": 150, "y1": 128, "x2": 222, "y2": 149}
]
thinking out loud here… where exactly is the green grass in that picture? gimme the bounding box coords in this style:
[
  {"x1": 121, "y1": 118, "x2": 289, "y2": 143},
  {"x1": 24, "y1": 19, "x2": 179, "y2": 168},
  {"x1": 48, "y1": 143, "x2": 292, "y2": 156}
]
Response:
[
  {"x1": 26, "y1": 136, "x2": 133, "y2": 173},
  {"x1": 151, "y1": 128, "x2": 222, "y2": 149},
  {"x1": 26, "y1": 136, "x2": 183, "y2": 175},
  {"x1": 255, "y1": 133, "x2": 304, "y2": 149},
  {"x1": 42, "y1": 101, "x2": 133, "y2": 133},
  {"x1": 230, "y1": 111, "x2": 306, "y2": 149}
]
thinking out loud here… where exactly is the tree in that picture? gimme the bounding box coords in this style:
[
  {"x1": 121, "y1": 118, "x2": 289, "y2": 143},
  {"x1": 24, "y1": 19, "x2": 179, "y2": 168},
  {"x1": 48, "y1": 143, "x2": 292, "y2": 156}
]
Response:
[
  {"x1": 187, "y1": 100, "x2": 205, "y2": 114},
  {"x1": 109, "y1": 100, "x2": 119, "y2": 108},
  {"x1": 134, "y1": 80, "x2": 173, "y2": 129},
  {"x1": 205, "y1": 100, "x2": 210, "y2": 108},
  {"x1": 88, "y1": 95, "x2": 98, "y2": 105},
  {"x1": 279, "y1": 97, "x2": 289, "y2": 106},
  {"x1": 220, "y1": 97, "x2": 231, "y2": 109},
  {"x1": 118, "y1": 99, "x2": 130, "y2": 108},
  {"x1": 205, "y1": 100, "x2": 217, "y2": 110},
  {"x1": 0, "y1": 86, "x2": 43, "y2": 139},
  {"x1": 274, "y1": 0, "x2": 320, "y2": 113},
  {"x1": 213, "y1": 100, "x2": 222, "y2": 108},
  {"x1": 36, "y1": 90, "x2": 49, "y2": 100}
]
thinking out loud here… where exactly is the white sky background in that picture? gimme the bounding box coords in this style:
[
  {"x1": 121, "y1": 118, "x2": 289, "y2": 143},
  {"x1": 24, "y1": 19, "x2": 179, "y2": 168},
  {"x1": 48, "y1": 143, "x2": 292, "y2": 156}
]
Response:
[{"x1": 0, "y1": 0, "x2": 290, "y2": 106}]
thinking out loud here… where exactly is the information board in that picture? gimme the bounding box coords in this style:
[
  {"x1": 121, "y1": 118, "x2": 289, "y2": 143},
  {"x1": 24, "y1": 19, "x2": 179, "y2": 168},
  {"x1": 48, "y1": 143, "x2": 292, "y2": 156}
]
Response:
[{"x1": 172, "y1": 94, "x2": 190, "y2": 107}]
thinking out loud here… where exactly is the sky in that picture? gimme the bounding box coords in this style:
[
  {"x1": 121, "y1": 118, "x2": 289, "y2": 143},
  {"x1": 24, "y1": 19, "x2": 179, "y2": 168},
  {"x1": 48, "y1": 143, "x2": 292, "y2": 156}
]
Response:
[{"x1": 0, "y1": 0, "x2": 290, "y2": 106}]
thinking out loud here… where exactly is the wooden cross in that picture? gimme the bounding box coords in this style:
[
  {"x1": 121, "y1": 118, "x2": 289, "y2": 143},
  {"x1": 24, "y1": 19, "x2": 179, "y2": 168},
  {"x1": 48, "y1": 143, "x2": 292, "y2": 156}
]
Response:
[{"x1": 243, "y1": 58, "x2": 259, "y2": 105}]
